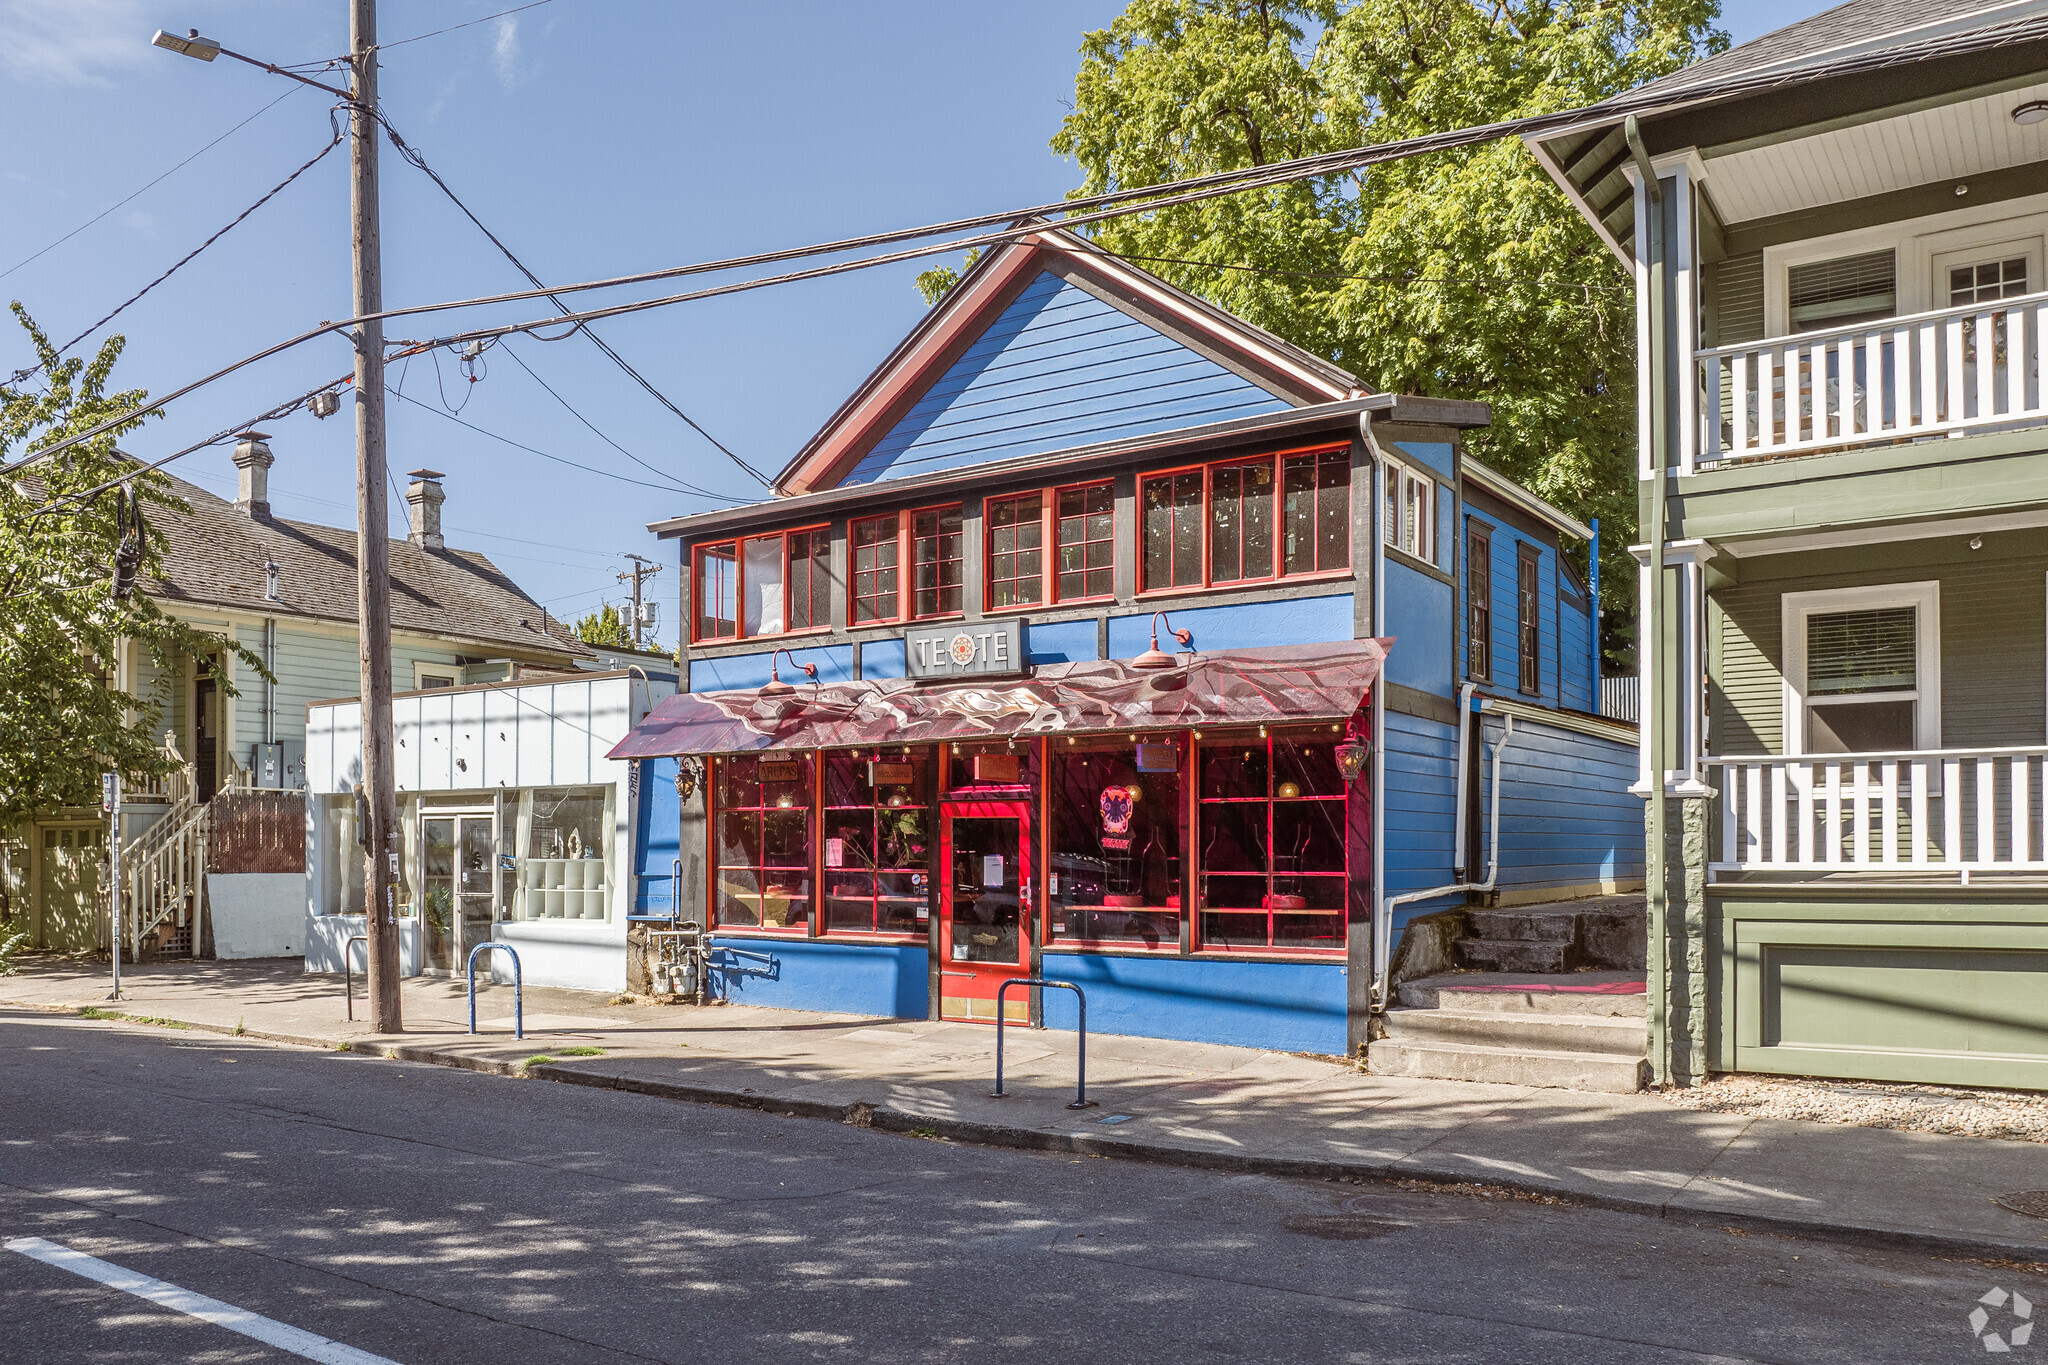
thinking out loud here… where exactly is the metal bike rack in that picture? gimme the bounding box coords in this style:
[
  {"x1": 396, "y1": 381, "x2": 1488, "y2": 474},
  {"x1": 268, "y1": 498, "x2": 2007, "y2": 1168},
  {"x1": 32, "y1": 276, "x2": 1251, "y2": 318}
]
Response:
[
  {"x1": 466, "y1": 942, "x2": 524, "y2": 1039},
  {"x1": 343, "y1": 935, "x2": 368, "y2": 1022},
  {"x1": 991, "y1": 978, "x2": 1096, "y2": 1110}
]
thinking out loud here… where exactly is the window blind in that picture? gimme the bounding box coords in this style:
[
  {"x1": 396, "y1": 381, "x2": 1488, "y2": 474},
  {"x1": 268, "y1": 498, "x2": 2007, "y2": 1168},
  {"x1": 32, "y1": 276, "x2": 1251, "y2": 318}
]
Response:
[{"x1": 1806, "y1": 607, "x2": 1915, "y2": 695}]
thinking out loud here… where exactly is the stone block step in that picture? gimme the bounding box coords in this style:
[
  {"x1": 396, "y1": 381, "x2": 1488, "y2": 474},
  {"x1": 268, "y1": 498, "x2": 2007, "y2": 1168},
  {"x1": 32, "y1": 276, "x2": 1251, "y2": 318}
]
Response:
[
  {"x1": 1456, "y1": 937, "x2": 1579, "y2": 973},
  {"x1": 1365, "y1": 1037, "x2": 1650, "y2": 1092},
  {"x1": 1398, "y1": 972, "x2": 1648, "y2": 1017},
  {"x1": 1466, "y1": 908, "x2": 1581, "y2": 943},
  {"x1": 1378, "y1": 1006, "x2": 1647, "y2": 1057}
]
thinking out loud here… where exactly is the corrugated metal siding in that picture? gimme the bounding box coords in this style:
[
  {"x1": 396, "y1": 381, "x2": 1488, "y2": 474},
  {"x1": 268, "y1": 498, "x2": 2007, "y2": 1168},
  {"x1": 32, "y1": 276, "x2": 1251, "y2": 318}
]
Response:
[
  {"x1": 1707, "y1": 252, "x2": 1766, "y2": 347},
  {"x1": 1713, "y1": 554, "x2": 2048, "y2": 756},
  {"x1": 1485, "y1": 715, "x2": 1643, "y2": 893},
  {"x1": 840, "y1": 272, "x2": 1293, "y2": 486}
]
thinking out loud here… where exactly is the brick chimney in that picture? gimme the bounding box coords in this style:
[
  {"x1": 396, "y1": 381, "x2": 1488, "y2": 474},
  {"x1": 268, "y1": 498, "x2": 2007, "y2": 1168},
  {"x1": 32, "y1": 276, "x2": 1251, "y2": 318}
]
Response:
[
  {"x1": 232, "y1": 432, "x2": 273, "y2": 518},
  {"x1": 405, "y1": 468, "x2": 446, "y2": 550}
]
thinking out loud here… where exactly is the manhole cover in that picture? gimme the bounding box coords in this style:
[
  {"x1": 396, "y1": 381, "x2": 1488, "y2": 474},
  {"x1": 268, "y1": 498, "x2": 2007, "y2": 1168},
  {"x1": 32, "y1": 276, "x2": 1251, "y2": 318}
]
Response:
[{"x1": 1994, "y1": 1191, "x2": 2048, "y2": 1219}]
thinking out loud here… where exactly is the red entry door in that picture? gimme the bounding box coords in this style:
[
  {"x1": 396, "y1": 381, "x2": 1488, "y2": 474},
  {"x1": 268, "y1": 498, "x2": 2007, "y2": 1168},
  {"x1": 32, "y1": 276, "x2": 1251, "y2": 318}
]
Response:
[{"x1": 939, "y1": 802, "x2": 1032, "y2": 1023}]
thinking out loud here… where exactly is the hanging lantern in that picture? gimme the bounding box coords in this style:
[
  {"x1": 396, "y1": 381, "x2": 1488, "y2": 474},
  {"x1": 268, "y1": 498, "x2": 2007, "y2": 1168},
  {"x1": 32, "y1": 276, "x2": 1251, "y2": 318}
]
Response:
[{"x1": 1334, "y1": 738, "x2": 1371, "y2": 782}]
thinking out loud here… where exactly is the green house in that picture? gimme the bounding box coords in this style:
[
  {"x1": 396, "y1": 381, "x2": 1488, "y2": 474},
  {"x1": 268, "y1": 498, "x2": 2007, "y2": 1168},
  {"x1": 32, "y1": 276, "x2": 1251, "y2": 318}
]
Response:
[{"x1": 1530, "y1": 0, "x2": 2048, "y2": 1089}]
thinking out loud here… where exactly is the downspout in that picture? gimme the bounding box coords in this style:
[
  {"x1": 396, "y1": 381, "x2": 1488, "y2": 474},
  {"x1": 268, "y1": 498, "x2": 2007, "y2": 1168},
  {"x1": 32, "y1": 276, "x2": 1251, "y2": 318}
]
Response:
[
  {"x1": 263, "y1": 617, "x2": 277, "y2": 745},
  {"x1": 1374, "y1": 713, "x2": 1515, "y2": 1011},
  {"x1": 1360, "y1": 414, "x2": 1389, "y2": 1011},
  {"x1": 1629, "y1": 113, "x2": 1672, "y2": 1088},
  {"x1": 1588, "y1": 516, "x2": 1601, "y2": 709}
]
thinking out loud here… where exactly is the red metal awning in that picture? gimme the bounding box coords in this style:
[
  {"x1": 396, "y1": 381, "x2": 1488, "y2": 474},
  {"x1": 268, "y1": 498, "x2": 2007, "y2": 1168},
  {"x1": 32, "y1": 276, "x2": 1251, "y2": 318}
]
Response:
[{"x1": 607, "y1": 639, "x2": 1390, "y2": 760}]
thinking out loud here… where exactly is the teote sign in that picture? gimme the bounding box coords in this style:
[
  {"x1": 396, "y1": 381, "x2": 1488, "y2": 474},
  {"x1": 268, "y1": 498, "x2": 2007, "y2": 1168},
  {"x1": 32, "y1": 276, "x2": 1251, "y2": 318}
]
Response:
[{"x1": 905, "y1": 620, "x2": 1025, "y2": 681}]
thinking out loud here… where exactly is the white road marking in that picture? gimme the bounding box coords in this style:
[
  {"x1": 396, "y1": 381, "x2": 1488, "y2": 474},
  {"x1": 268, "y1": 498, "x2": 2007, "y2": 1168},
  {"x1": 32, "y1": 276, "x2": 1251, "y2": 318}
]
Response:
[{"x1": 6, "y1": 1236, "x2": 400, "y2": 1364}]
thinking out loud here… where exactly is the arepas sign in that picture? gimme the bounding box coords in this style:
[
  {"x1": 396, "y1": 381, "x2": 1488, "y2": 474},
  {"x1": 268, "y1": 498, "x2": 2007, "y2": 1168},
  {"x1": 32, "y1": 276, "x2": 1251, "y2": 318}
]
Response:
[{"x1": 905, "y1": 620, "x2": 1025, "y2": 681}]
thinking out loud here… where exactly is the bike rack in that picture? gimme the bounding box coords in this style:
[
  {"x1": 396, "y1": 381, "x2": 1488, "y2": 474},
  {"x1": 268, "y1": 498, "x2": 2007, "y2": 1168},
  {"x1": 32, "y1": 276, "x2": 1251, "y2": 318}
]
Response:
[
  {"x1": 466, "y1": 942, "x2": 524, "y2": 1039},
  {"x1": 991, "y1": 978, "x2": 1096, "y2": 1110},
  {"x1": 343, "y1": 935, "x2": 368, "y2": 1022}
]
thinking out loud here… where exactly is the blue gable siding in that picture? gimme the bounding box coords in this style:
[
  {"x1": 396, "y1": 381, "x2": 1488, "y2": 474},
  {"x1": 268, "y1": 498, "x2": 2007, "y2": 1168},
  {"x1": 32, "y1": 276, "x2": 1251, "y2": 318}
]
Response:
[{"x1": 842, "y1": 272, "x2": 1293, "y2": 486}]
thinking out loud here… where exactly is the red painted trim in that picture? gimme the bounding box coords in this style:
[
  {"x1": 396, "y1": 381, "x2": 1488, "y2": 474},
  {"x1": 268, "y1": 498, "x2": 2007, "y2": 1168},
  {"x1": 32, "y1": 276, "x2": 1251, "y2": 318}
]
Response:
[{"x1": 690, "y1": 523, "x2": 831, "y2": 644}]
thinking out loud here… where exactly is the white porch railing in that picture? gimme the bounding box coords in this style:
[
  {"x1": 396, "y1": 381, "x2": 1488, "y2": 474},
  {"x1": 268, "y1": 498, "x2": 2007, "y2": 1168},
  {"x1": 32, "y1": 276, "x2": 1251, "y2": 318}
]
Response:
[
  {"x1": 1707, "y1": 748, "x2": 2048, "y2": 875},
  {"x1": 1697, "y1": 287, "x2": 2046, "y2": 464}
]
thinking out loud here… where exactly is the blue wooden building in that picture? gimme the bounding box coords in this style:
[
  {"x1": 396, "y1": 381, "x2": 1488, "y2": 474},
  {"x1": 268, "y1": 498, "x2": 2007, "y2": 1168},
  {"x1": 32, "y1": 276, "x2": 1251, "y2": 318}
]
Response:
[{"x1": 618, "y1": 227, "x2": 1642, "y2": 1056}]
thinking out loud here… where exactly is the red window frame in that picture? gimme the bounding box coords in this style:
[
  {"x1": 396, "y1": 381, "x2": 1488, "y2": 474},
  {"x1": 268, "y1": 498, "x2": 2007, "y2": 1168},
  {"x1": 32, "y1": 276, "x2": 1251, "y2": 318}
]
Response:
[
  {"x1": 850, "y1": 513, "x2": 902, "y2": 626},
  {"x1": 1192, "y1": 726, "x2": 1351, "y2": 958},
  {"x1": 985, "y1": 491, "x2": 1047, "y2": 612},
  {"x1": 690, "y1": 523, "x2": 831, "y2": 644},
  {"x1": 1138, "y1": 443, "x2": 1351, "y2": 597},
  {"x1": 1054, "y1": 480, "x2": 1116, "y2": 603},
  {"x1": 909, "y1": 503, "x2": 965, "y2": 621}
]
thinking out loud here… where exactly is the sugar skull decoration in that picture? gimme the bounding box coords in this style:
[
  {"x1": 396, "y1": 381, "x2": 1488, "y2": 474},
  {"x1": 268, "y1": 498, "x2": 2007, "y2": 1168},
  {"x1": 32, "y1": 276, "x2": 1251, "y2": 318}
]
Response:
[{"x1": 1099, "y1": 783, "x2": 1137, "y2": 852}]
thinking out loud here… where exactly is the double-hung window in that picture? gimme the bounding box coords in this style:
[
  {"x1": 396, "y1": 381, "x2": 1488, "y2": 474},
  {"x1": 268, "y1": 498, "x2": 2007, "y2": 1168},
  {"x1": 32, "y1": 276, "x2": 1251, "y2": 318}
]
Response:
[
  {"x1": 1139, "y1": 445, "x2": 1349, "y2": 594},
  {"x1": 1784, "y1": 582, "x2": 1940, "y2": 755},
  {"x1": 1516, "y1": 544, "x2": 1541, "y2": 695},
  {"x1": 1465, "y1": 520, "x2": 1492, "y2": 681},
  {"x1": 1381, "y1": 458, "x2": 1436, "y2": 565},
  {"x1": 693, "y1": 527, "x2": 830, "y2": 642}
]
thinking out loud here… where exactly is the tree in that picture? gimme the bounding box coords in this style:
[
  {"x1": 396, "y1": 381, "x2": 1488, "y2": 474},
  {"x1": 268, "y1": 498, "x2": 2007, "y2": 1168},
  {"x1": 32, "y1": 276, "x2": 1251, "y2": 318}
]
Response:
[
  {"x1": 576, "y1": 602, "x2": 628, "y2": 648},
  {"x1": 0, "y1": 305, "x2": 265, "y2": 830},
  {"x1": 1037, "y1": 0, "x2": 1723, "y2": 667}
]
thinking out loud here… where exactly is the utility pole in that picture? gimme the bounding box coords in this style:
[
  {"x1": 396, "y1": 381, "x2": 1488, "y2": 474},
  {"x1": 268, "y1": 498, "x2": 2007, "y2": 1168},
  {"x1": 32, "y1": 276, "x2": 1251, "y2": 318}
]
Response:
[
  {"x1": 619, "y1": 555, "x2": 662, "y2": 648},
  {"x1": 104, "y1": 772, "x2": 122, "y2": 1001},
  {"x1": 350, "y1": 0, "x2": 402, "y2": 1033}
]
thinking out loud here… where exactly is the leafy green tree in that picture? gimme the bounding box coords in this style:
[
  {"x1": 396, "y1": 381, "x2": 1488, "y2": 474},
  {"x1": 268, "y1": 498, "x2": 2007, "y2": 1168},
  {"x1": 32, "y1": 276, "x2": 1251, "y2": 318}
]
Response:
[
  {"x1": 1031, "y1": 0, "x2": 1722, "y2": 665},
  {"x1": 576, "y1": 602, "x2": 628, "y2": 648},
  {"x1": 0, "y1": 306, "x2": 266, "y2": 828}
]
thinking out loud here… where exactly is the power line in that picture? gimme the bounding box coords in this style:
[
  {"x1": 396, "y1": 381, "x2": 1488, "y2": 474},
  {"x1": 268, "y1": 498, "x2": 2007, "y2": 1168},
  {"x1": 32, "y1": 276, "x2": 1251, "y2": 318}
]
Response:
[
  {"x1": 496, "y1": 341, "x2": 708, "y2": 496},
  {"x1": 1100, "y1": 249, "x2": 1631, "y2": 291},
  {"x1": 373, "y1": 107, "x2": 767, "y2": 486},
  {"x1": 378, "y1": 0, "x2": 558, "y2": 50},
  {"x1": 0, "y1": 86, "x2": 302, "y2": 284},
  {"x1": 9, "y1": 123, "x2": 346, "y2": 386},
  {"x1": 11, "y1": 18, "x2": 2026, "y2": 481},
  {"x1": 389, "y1": 386, "x2": 740, "y2": 500}
]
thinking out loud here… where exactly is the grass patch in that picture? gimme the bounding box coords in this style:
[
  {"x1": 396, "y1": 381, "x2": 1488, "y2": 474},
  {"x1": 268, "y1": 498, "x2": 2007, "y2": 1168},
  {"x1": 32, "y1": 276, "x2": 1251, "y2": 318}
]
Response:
[
  {"x1": 521, "y1": 1054, "x2": 555, "y2": 1069},
  {"x1": 553, "y1": 1045, "x2": 606, "y2": 1057},
  {"x1": 76, "y1": 1006, "x2": 189, "y2": 1030},
  {"x1": 334, "y1": 1041, "x2": 352, "y2": 1052},
  {"x1": 232, "y1": 1017, "x2": 246, "y2": 1036},
  {"x1": 76, "y1": 1006, "x2": 116, "y2": 1020}
]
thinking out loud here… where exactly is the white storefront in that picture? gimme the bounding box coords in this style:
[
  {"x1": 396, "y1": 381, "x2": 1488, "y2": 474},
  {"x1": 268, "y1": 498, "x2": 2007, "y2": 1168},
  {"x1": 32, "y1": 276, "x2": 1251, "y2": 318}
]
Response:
[{"x1": 303, "y1": 671, "x2": 675, "y2": 992}]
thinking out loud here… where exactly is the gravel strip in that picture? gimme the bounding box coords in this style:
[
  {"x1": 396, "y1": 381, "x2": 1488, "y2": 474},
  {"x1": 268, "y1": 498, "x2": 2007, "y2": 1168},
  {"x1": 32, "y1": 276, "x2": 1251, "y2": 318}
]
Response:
[{"x1": 1655, "y1": 1073, "x2": 2048, "y2": 1143}]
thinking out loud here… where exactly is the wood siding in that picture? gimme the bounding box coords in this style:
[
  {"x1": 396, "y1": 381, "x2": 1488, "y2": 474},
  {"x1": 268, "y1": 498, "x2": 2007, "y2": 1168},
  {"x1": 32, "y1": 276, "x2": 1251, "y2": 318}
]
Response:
[
  {"x1": 841, "y1": 272, "x2": 1292, "y2": 487},
  {"x1": 1712, "y1": 548, "x2": 2048, "y2": 755},
  {"x1": 1485, "y1": 715, "x2": 1644, "y2": 895},
  {"x1": 1704, "y1": 251, "x2": 1765, "y2": 348}
]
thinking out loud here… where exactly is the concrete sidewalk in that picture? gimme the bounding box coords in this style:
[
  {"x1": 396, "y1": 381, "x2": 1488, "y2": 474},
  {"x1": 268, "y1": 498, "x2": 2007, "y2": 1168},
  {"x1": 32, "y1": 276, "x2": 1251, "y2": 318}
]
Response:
[{"x1": 6, "y1": 957, "x2": 2047, "y2": 1262}]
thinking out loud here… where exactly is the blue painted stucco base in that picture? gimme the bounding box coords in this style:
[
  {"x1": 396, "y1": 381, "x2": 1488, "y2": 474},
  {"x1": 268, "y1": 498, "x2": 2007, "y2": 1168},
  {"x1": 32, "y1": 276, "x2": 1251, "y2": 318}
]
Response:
[
  {"x1": 708, "y1": 937, "x2": 929, "y2": 1019},
  {"x1": 1040, "y1": 951, "x2": 1348, "y2": 1055}
]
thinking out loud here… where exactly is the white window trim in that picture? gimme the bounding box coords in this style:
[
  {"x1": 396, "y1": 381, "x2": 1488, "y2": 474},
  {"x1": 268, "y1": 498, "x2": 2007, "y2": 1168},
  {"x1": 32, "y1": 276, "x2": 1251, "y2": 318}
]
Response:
[
  {"x1": 1781, "y1": 580, "x2": 1941, "y2": 757},
  {"x1": 413, "y1": 662, "x2": 458, "y2": 691},
  {"x1": 1380, "y1": 455, "x2": 1440, "y2": 568},
  {"x1": 1930, "y1": 235, "x2": 2042, "y2": 309}
]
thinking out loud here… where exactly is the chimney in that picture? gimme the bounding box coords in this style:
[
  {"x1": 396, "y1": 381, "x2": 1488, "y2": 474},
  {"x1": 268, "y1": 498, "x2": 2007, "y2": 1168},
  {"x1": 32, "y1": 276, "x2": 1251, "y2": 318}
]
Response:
[
  {"x1": 232, "y1": 432, "x2": 273, "y2": 518},
  {"x1": 405, "y1": 468, "x2": 445, "y2": 550}
]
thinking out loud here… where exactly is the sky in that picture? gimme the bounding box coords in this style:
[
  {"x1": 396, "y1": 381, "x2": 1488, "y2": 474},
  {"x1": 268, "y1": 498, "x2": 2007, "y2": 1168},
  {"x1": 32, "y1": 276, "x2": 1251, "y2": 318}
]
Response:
[{"x1": 0, "y1": 0, "x2": 1833, "y2": 643}]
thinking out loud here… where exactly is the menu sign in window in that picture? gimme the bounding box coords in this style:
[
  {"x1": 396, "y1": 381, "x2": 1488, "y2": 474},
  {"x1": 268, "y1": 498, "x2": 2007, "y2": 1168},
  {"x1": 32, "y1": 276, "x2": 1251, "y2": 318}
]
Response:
[{"x1": 904, "y1": 620, "x2": 1025, "y2": 681}]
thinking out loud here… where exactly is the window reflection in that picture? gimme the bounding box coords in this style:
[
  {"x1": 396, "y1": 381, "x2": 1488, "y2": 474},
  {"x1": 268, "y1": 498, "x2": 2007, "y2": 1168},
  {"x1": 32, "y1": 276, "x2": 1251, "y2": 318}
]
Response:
[{"x1": 1048, "y1": 737, "x2": 1182, "y2": 948}]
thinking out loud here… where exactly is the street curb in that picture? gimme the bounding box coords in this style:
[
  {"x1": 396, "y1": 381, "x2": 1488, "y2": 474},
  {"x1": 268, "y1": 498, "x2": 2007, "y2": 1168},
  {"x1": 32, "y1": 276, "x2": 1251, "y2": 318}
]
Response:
[{"x1": 13, "y1": 995, "x2": 2048, "y2": 1265}]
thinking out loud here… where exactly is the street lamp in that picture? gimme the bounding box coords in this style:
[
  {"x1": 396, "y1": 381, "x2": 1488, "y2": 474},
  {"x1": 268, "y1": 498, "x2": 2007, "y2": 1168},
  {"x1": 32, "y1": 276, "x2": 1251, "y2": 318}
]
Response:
[{"x1": 150, "y1": 7, "x2": 400, "y2": 1034}]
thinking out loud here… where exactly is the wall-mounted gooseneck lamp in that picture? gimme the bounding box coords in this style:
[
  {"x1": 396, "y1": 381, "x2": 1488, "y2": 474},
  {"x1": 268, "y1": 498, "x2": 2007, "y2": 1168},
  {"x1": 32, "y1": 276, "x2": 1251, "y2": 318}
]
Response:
[
  {"x1": 1131, "y1": 611, "x2": 1193, "y2": 670},
  {"x1": 759, "y1": 648, "x2": 819, "y2": 698}
]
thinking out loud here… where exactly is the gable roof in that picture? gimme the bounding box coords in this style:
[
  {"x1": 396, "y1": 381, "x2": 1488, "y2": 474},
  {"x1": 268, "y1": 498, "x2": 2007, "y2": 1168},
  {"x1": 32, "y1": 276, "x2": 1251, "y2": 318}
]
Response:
[
  {"x1": 773, "y1": 226, "x2": 1363, "y2": 495},
  {"x1": 144, "y1": 469, "x2": 589, "y2": 661}
]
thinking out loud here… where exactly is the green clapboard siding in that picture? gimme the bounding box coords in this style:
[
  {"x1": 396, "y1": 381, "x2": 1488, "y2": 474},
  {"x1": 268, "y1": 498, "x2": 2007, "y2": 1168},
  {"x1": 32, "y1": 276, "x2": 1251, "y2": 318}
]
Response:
[
  {"x1": 1711, "y1": 546, "x2": 2048, "y2": 756},
  {"x1": 1704, "y1": 251, "x2": 1765, "y2": 348}
]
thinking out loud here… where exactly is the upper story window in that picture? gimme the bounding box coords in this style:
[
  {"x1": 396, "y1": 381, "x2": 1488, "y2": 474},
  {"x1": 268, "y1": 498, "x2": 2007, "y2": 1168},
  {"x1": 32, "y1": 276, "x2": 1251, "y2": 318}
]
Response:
[
  {"x1": 986, "y1": 492, "x2": 1046, "y2": 609},
  {"x1": 1056, "y1": 482, "x2": 1116, "y2": 601},
  {"x1": 1788, "y1": 250, "x2": 1895, "y2": 332},
  {"x1": 1140, "y1": 445, "x2": 1349, "y2": 594},
  {"x1": 911, "y1": 505, "x2": 964, "y2": 619},
  {"x1": 851, "y1": 514, "x2": 901, "y2": 625},
  {"x1": 1516, "y1": 544, "x2": 1541, "y2": 695},
  {"x1": 1949, "y1": 257, "x2": 2029, "y2": 306},
  {"x1": 986, "y1": 481, "x2": 1118, "y2": 610},
  {"x1": 1381, "y1": 456, "x2": 1437, "y2": 565},
  {"x1": 694, "y1": 526, "x2": 830, "y2": 642},
  {"x1": 1465, "y1": 519, "x2": 1492, "y2": 682},
  {"x1": 845, "y1": 505, "x2": 963, "y2": 625}
]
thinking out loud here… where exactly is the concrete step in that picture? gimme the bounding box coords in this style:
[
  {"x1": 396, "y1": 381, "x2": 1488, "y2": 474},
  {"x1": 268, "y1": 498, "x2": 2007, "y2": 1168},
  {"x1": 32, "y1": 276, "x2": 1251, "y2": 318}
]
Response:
[
  {"x1": 1398, "y1": 972, "x2": 1648, "y2": 1017},
  {"x1": 1366, "y1": 1037, "x2": 1650, "y2": 1092},
  {"x1": 1379, "y1": 1006, "x2": 1647, "y2": 1057},
  {"x1": 1466, "y1": 908, "x2": 1581, "y2": 943},
  {"x1": 1455, "y1": 937, "x2": 1580, "y2": 973}
]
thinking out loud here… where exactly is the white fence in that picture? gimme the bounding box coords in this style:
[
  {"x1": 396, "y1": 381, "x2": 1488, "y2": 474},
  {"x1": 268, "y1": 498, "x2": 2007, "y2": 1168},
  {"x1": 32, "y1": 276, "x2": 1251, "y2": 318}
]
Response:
[
  {"x1": 1708, "y1": 747, "x2": 2048, "y2": 875},
  {"x1": 1697, "y1": 288, "x2": 2046, "y2": 464},
  {"x1": 1599, "y1": 675, "x2": 1639, "y2": 723}
]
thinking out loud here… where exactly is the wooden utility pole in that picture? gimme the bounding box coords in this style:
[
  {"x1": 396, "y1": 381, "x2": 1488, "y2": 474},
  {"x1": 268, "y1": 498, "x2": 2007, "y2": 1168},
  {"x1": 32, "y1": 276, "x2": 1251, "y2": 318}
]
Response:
[
  {"x1": 350, "y1": 0, "x2": 402, "y2": 1033},
  {"x1": 619, "y1": 555, "x2": 662, "y2": 648}
]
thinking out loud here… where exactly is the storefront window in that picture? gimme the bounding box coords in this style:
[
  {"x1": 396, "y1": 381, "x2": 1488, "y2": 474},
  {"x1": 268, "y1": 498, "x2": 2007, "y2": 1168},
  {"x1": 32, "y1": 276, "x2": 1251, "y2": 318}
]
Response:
[
  {"x1": 822, "y1": 751, "x2": 930, "y2": 935},
  {"x1": 1049, "y1": 736, "x2": 1183, "y2": 948},
  {"x1": 714, "y1": 754, "x2": 814, "y2": 931},
  {"x1": 946, "y1": 739, "x2": 1039, "y2": 795},
  {"x1": 1197, "y1": 731, "x2": 1347, "y2": 952},
  {"x1": 518, "y1": 787, "x2": 611, "y2": 921}
]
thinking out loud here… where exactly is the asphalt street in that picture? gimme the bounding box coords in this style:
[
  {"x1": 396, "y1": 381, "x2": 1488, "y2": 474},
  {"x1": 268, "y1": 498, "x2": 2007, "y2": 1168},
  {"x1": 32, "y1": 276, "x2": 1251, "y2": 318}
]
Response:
[{"x1": 0, "y1": 1007, "x2": 2036, "y2": 1364}]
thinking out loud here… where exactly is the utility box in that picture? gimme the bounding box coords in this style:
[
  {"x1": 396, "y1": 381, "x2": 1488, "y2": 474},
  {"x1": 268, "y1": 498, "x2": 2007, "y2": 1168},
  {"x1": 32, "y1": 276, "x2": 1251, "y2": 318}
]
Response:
[{"x1": 253, "y1": 742, "x2": 285, "y2": 789}]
